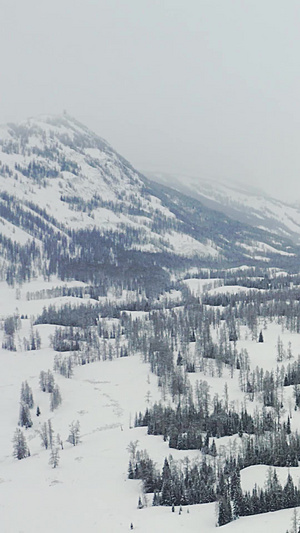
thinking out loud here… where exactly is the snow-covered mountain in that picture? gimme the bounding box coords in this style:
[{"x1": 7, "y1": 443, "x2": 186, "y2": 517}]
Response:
[
  {"x1": 0, "y1": 114, "x2": 217, "y2": 257},
  {"x1": 1, "y1": 116, "x2": 300, "y2": 533},
  {"x1": 0, "y1": 114, "x2": 298, "y2": 288},
  {"x1": 147, "y1": 171, "x2": 300, "y2": 246}
]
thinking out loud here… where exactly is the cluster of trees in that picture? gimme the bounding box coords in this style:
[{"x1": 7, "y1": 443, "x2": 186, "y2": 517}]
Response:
[
  {"x1": 218, "y1": 467, "x2": 300, "y2": 526},
  {"x1": 2, "y1": 314, "x2": 21, "y2": 351},
  {"x1": 135, "y1": 398, "x2": 271, "y2": 449},
  {"x1": 39, "y1": 370, "x2": 62, "y2": 411},
  {"x1": 22, "y1": 327, "x2": 41, "y2": 351},
  {"x1": 129, "y1": 444, "x2": 300, "y2": 527},
  {"x1": 1, "y1": 315, "x2": 41, "y2": 352},
  {"x1": 14, "y1": 161, "x2": 59, "y2": 182},
  {"x1": 26, "y1": 284, "x2": 87, "y2": 301}
]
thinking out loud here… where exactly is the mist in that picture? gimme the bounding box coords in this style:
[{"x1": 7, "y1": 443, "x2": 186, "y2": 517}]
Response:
[{"x1": 1, "y1": 0, "x2": 300, "y2": 203}]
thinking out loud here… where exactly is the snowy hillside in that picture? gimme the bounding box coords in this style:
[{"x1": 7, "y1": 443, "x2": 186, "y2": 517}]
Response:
[
  {"x1": 1, "y1": 270, "x2": 300, "y2": 532},
  {"x1": 0, "y1": 114, "x2": 298, "y2": 291},
  {"x1": 0, "y1": 114, "x2": 219, "y2": 259},
  {"x1": 147, "y1": 171, "x2": 300, "y2": 246}
]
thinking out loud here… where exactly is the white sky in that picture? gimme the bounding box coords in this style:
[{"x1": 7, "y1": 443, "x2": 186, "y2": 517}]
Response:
[{"x1": 1, "y1": 0, "x2": 300, "y2": 203}]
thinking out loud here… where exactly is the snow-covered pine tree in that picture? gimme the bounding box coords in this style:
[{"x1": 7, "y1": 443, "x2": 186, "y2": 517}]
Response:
[
  {"x1": 13, "y1": 428, "x2": 30, "y2": 460},
  {"x1": 218, "y1": 495, "x2": 232, "y2": 526},
  {"x1": 49, "y1": 447, "x2": 60, "y2": 468},
  {"x1": 20, "y1": 381, "x2": 34, "y2": 408},
  {"x1": 39, "y1": 422, "x2": 49, "y2": 449},
  {"x1": 50, "y1": 384, "x2": 62, "y2": 411},
  {"x1": 48, "y1": 419, "x2": 54, "y2": 448},
  {"x1": 19, "y1": 402, "x2": 33, "y2": 428}
]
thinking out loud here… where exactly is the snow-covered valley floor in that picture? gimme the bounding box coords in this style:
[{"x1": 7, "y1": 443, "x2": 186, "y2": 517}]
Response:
[{"x1": 0, "y1": 277, "x2": 299, "y2": 532}]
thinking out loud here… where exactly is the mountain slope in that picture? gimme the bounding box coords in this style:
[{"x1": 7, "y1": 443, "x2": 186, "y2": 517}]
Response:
[
  {"x1": 147, "y1": 171, "x2": 300, "y2": 245},
  {"x1": 0, "y1": 114, "x2": 298, "y2": 288}
]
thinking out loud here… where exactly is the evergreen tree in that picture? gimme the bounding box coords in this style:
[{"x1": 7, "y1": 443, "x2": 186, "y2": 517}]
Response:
[
  {"x1": 218, "y1": 495, "x2": 232, "y2": 526},
  {"x1": 137, "y1": 496, "x2": 143, "y2": 509},
  {"x1": 20, "y1": 381, "x2": 34, "y2": 408},
  {"x1": 19, "y1": 402, "x2": 33, "y2": 428},
  {"x1": 48, "y1": 419, "x2": 54, "y2": 448},
  {"x1": 50, "y1": 385, "x2": 62, "y2": 411},
  {"x1": 13, "y1": 428, "x2": 30, "y2": 460},
  {"x1": 39, "y1": 422, "x2": 49, "y2": 449},
  {"x1": 49, "y1": 447, "x2": 60, "y2": 468},
  {"x1": 161, "y1": 458, "x2": 173, "y2": 505},
  {"x1": 231, "y1": 469, "x2": 243, "y2": 519}
]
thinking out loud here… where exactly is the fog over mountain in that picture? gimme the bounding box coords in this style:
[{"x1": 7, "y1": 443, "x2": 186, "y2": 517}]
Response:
[{"x1": 1, "y1": 0, "x2": 300, "y2": 203}]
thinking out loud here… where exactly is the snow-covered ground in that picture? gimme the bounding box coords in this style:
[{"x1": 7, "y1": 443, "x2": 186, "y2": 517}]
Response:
[{"x1": 0, "y1": 277, "x2": 300, "y2": 533}]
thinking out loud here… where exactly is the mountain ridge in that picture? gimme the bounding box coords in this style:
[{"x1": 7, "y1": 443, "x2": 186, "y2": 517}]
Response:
[
  {"x1": 146, "y1": 171, "x2": 300, "y2": 245},
  {"x1": 0, "y1": 114, "x2": 299, "y2": 288}
]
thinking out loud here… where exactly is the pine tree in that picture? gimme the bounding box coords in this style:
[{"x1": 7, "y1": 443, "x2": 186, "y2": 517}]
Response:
[
  {"x1": 287, "y1": 416, "x2": 291, "y2": 435},
  {"x1": 258, "y1": 330, "x2": 264, "y2": 343},
  {"x1": 128, "y1": 460, "x2": 134, "y2": 479},
  {"x1": 161, "y1": 458, "x2": 173, "y2": 505},
  {"x1": 48, "y1": 419, "x2": 54, "y2": 448},
  {"x1": 35, "y1": 329, "x2": 42, "y2": 349},
  {"x1": 137, "y1": 496, "x2": 143, "y2": 509},
  {"x1": 218, "y1": 495, "x2": 232, "y2": 526},
  {"x1": 19, "y1": 402, "x2": 33, "y2": 428},
  {"x1": 231, "y1": 469, "x2": 243, "y2": 519},
  {"x1": 210, "y1": 439, "x2": 217, "y2": 457},
  {"x1": 39, "y1": 422, "x2": 49, "y2": 449},
  {"x1": 13, "y1": 428, "x2": 30, "y2": 460},
  {"x1": 50, "y1": 385, "x2": 62, "y2": 411},
  {"x1": 20, "y1": 381, "x2": 34, "y2": 408},
  {"x1": 176, "y1": 352, "x2": 183, "y2": 366},
  {"x1": 49, "y1": 447, "x2": 60, "y2": 468},
  {"x1": 152, "y1": 491, "x2": 160, "y2": 506},
  {"x1": 283, "y1": 473, "x2": 296, "y2": 508}
]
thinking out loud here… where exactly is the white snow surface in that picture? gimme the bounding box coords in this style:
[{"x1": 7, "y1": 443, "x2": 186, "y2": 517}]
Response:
[{"x1": 0, "y1": 278, "x2": 300, "y2": 532}]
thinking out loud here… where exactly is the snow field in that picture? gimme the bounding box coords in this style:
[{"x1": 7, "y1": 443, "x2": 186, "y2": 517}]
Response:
[{"x1": 0, "y1": 278, "x2": 300, "y2": 532}]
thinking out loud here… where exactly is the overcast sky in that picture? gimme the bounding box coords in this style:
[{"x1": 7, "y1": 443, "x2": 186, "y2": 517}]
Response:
[{"x1": 1, "y1": 0, "x2": 300, "y2": 202}]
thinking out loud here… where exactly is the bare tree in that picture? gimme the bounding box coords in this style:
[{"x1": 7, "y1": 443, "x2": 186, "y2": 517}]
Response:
[{"x1": 67, "y1": 420, "x2": 80, "y2": 446}]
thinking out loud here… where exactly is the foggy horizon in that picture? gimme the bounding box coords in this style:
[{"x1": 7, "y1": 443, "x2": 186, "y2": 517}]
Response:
[{"x1": 1, "y1": 0, "x2": 300, "y2": 204}]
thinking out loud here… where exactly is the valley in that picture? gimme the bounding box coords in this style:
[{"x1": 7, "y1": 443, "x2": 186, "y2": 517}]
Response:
[{"x1": 0, "y1": 115, "x2": 300, "y2": 532}]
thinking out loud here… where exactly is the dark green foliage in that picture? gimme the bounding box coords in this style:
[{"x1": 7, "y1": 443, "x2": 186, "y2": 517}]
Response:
[
  {"x1": 136, "y1": 400, "x2": 260, "y2": 449},
  {"x1": 218, "y1": 495, "x2": 232, "y2": 526}
]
